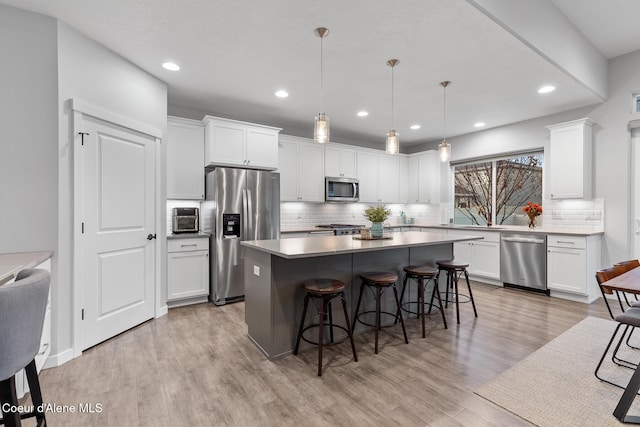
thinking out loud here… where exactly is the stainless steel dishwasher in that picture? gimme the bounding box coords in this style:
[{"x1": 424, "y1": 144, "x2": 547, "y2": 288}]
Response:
[{"x1": 500, "y1": 233, "x2": 548, "y2": 293}]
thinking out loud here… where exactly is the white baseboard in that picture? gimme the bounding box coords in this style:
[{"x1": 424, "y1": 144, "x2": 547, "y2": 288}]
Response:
[
  {"x1": 156, "y1": 304, "x2": 168, "y2": 318},
  {"x1": 43, "y1": 348, "x2": 74, "y2": 369}
]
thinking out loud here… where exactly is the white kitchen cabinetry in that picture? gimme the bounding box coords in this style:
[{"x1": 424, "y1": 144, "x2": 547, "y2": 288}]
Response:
[
  {"x1": 15, "y1": 257, "x2": 51, "y2": 399},
  {"x1": 167, "y1": 238, "x2": 209, "y2": 307},
  {"x1": 547, "y1": 234, "x2": 601, "y2": 302},
  {"x1": 278, "y1": 136, "x2": 325, "y2": 202},
  {"x1": 407, "y1": 150, "x2": 440, "y2": 204},
  {"x1": 203, "y1": 116, "x2": 281, "y2": 170},
  {"x1": 167, "y1": 116, "x2": 205, "y2": 200},
  {"x1": 546, "y1": 118, "x2": 594, "y2": 199},
  {"x1": 325, "y1": 144, "x2": 357, "y2": 178},
  {"x1": 449, "y1": 230, "x2": 501, "y2": 281},
  {"x1": 357, "y1": 150, "x2": 401, "y2": 203}
]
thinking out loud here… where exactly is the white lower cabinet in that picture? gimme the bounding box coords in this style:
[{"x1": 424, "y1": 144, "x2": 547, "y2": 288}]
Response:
[
  {"x1": 449, "y1": 230, "x2": 500, "y2": 280},
  {"x1": 547, "y1": 234, "x2": 601, "y2": 302},
  {"x1": 167, "y1": 238, "x2": 209, "y2": 307}
]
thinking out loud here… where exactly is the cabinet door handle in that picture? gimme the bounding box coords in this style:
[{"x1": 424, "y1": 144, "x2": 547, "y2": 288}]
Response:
[
  {"x1": 181, "y1": 244, "x2": 198, "y2": 248},
  {"x1": 556, "y1": 241, "x2": 574, "y2": 244}
]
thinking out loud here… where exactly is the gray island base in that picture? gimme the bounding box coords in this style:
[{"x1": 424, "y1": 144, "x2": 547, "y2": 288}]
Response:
[{"x1": 241, "y1": 231, "x2": 482, "y2": 360}]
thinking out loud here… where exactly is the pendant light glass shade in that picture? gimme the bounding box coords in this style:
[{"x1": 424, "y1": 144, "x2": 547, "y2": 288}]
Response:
[
  {"x1": 314, "y1": 113, "x2": 330, "y2": 144},
  {"x1": 386, "y1": 130, "x2": 399, "y2": 154},
  {"x1": 386, "y1": 59, "x2": 399, "y2": 154},
  {"x1": 439, "y1": 80, "x2": 451, "y2": 162},
  {"x1": 439, "y1": 140, "x2": 450, "y2": 162},
  {"x1": 313, "y1": 27, "x2": 330, "y2": 144}
]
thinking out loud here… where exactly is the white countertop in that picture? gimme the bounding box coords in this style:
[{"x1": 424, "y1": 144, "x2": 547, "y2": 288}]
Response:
[
  {"x1": 0, "y1": 251, "x2": 54, "y2": 285},
  {"x1": 281, "y1": 223, "x2": 604, "y2": 237},
  {"x1": 241, "y1": 230, "x2": 482, "y2": 259}
]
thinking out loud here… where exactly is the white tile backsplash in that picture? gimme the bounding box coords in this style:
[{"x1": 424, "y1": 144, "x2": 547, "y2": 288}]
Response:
[
  {"x1": 280, "y1": 202, "x2": 441, "y2": 227},
  {"x1": 542, "y1": 198, "x2": 604, "y2": 229}
]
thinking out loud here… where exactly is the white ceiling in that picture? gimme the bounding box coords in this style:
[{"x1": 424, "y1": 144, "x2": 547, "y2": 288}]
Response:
[{"x1": 2, "y1": 0, "x2": 639, "y2": 149}]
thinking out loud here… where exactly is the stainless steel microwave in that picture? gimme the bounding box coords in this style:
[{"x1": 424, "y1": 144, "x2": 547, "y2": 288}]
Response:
[{"x1": 325, "y1": 177, "x2": 359, "y2": 202}]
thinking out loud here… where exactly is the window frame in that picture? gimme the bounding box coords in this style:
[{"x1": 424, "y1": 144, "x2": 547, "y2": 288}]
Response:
[{"x1": 451, "y1": 150, "x2": 544, "y2": 226}]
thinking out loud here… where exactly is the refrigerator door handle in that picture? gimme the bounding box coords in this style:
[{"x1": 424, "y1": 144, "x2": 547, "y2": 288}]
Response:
[
  {"x1": 246, "y1": 189, "x2": 254, "y2": 240},
  {"x1": 242, "y1": 189, "x2": 248, "y2": 240}
]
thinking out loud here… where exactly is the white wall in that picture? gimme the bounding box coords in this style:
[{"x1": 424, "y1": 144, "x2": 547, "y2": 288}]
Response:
[
  {"x1": 0, "y1": 5, "x2": 58, "y2": 253},
  {"x1": 56, "y1": 22, "x2": 167, "y2": 357},
  {"x1": 0, "y1": 3, "x2": 59, "y2": 350}
]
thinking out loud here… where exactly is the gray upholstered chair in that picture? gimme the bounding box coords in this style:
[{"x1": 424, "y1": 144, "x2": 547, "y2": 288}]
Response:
[{"x1": 0, "y1": 268, "x2": 50, "y2": 427}]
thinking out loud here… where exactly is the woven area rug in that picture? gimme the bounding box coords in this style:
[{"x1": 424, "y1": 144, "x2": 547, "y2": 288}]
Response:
[{"x1": 476, "y1": 316, "x2": 640, "y2": 426}]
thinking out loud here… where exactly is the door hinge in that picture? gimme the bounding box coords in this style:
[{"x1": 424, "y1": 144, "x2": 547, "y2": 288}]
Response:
[
  {"x1": 81, "y1": 309, "x2": 84, "y2": 320},
  {"x1": 78, "y1": 132, "x2": 89, "y2": 146}
]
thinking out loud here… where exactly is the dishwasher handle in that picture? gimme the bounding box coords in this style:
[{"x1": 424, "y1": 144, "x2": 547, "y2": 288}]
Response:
[{"x1": 501, "y1": 237, "x2": 546, "y2": 244}]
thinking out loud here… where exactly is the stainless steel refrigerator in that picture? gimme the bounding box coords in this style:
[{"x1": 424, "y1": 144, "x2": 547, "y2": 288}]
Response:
[{"x1": 202, "y1": 167, "x2": 280, "y2": 305}]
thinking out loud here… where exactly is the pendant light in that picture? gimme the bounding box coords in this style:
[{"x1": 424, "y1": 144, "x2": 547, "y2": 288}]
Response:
[
  {"x1": 385, "y1": 59, "x2": 399, "y2": 154},
  {"x1": 313, "y1": 27, "x2": 330, "y2": 144},
  {"x1": 439, "y1": 80, "x2": 451, "y2": 162}
]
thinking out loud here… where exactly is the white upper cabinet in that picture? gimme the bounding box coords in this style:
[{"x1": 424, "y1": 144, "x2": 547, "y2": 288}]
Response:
[
  {"x1": 356, "y1": 150, "x2": 401, "y2": 204},
  {"x1": 167, "y1": 116, "x2": 205, "y2": 200},
  {"x1": 203, "y1": 116, "x2": 281, "y2": 170},
  {"x1": 325, "y1": 144, "x2": 357, "y2": 178},
  {"x1": 278, "y1": 136, "x2": 325, "y2": 202},
  {"x1": 407, "y1": 150, "x2": 440, "y2": 204},
  {"x1": 546, "y1": 118, "x2": 594, "y2": 199}
]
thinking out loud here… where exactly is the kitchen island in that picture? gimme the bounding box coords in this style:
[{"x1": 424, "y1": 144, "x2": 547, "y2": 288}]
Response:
[{"x1": 241, "y1": 231, "x2": 482, "y2": 360}]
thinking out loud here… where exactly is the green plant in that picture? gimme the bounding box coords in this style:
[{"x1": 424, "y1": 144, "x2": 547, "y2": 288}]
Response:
[{"x1": 364, "y1": 205, "x2": 391, "y2": 223}]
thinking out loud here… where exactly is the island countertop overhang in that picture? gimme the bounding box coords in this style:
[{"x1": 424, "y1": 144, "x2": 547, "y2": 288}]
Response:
[{"x1": 241, "y1": 231, "x2": 483, "y2": 259}]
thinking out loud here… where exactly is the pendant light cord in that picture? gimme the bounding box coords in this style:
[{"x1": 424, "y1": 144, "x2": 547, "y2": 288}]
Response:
[
  {"x1": 443, "y1": 83, "x2": 447, "y2": 141},
  {"x1": 320, "y1": 36, "x2": 324, "y2": 113},
  {"x1": 391, "y1": 65, "x2": 395, "y2": 130}
]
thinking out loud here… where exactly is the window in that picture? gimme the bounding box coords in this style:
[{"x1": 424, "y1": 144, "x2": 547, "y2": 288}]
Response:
[{"x1": 454, "y1": 153, "x2": 543, "y2": 226}]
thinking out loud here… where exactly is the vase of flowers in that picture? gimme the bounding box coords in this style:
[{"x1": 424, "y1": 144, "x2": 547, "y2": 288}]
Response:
[
  {"x1": 364, "y1": 205, "x2": 391, "y2": 237},
  {"x1": 522, "y1": 202, "x2": 542, "y2": 228}
]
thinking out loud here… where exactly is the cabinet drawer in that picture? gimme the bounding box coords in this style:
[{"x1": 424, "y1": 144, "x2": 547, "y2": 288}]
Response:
[
  {"x1": 547, "y1": 235, "x2": 586, "y2": 249},
  {"x1": 168, "y1": 238, "x2": 209, "y2": 252}
]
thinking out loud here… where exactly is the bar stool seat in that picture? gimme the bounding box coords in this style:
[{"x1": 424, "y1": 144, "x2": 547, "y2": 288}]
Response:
[
  {"x1": 293, "y1": 279, "x2": 357, "y2": 376},
  {"x1": 353, "y1": 272, "x2": 408, "y2": 354},
  {"x1": 398, "y1": 265, "x2": 447, "y2": 337},
  {"x1": 436, "y1": 259, "x2": 478, "y2": 324}
]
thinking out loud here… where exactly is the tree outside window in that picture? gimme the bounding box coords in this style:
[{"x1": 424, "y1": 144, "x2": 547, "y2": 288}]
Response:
[{"x1": 454, "y1": 154, "x2": 543, "y2": 226}]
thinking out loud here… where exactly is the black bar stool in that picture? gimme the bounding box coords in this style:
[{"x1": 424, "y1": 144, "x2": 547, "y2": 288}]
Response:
[
  {"x1": 293, "y1": 279, "x2": 357, "y2": 376},
  {"x1": 352, "y1": 272, "x2": 408, "y2": 354},
  {"x1": 436, "y1": 259, "x2": 478, "y2": 324},
  {"x1": 397, "y1": 265, "x2": 448, "y2": 337}
]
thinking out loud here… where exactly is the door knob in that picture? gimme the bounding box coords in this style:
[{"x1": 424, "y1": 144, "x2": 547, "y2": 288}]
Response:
[{"x1": 147, "y1": 233, "x2": 157, "y2": 240}]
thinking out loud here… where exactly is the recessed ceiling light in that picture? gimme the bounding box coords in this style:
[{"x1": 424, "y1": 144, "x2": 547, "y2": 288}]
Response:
[
  {"x1": 538, "y1": 85, "x2": 556, "y2": 94},
  {"x1": 410, "y1": 124, "x2": 421, "y2": 130},
  {"x1": 474, "y1": 122, "x2": 485, "y2": 128},
  {"x1": 162, "y1": 62, "x2": 180, "y2": 71},
  {"x1": 357, "y1": 111, "x2": 369, "y2": 117},
  {"x1": 275, "y1": 90, "x2": 289, "y2": 98}
]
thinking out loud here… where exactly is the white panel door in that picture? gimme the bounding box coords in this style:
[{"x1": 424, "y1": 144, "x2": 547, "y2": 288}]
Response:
[
  {"x1": 246, "y1": 128, "x2": 278, "y2": 169},
  {"x1": 80, "y1": 116, "x2": 156, "y2": 350},
  {"x1": 634, "y1": 131, "x2": 640, "y2": 260},
  {"x1": 378, "y1": 154, "x2": 400, "y2": 203},
  {"x1": 357, "y1": 151, "x2": 380, "y2": 203}
]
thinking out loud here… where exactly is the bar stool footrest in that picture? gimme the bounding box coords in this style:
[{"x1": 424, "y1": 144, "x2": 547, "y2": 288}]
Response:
[
  {"x1": 400, "y1": 300, "x2": 442, "y2": 315},
  {"x1": 355, "y1": 310, "x2": 403, "y2": 328},
  {"x1": 299, "y1": 323, "x2": 351, "y2": 347},
  {"x1": 440, "y1": 292, "x2": 471, "y2": 304}
]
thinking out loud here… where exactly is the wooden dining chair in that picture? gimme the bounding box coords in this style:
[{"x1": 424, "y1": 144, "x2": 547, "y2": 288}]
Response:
[
  {"x1": 597, "y1": 265, "x2": 630, "y2": 319},
  {"x1": 614, "y1": 260, "x2": 640, "y2": 305},
  {"x1": 595, "y1": 267, "x2": 640, "y2": 375}
]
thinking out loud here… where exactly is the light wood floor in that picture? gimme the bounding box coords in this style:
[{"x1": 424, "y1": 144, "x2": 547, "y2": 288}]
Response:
[{"x1": 33, "y1": 283, "x2": 612, "y2": 426}]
